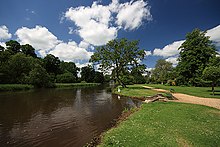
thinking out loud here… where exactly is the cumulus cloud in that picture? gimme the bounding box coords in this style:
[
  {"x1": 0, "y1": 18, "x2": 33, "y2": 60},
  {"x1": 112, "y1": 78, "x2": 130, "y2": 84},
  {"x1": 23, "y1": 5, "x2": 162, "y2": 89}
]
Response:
[
  {"x1": 0, "y1": 25, "x2": 12, "y2": 40},
  {"x1": 49, "y1": 41, "x2": 93, "y2": 62},
  {"x1": 153, "y1": 40, "x2": 184, "y2": 57},
  {"x1": 116, "y1": 0, "x2": 152, "y2": 30},
  {"x1": 15, "y1": 25, "x2": 60, "y2": 54},
  {"x1": 165, "y1": 57, "x2": 179, "y2": 66},
  {"x1": 15, "y1": 25, "x2": 93, "y2": 62},
  {"x1": 206, "y1": 25, "x2": 220, "y2": 47},
  {"x1": 64, "y1": 0, "x2": 151, "y2": 46}
]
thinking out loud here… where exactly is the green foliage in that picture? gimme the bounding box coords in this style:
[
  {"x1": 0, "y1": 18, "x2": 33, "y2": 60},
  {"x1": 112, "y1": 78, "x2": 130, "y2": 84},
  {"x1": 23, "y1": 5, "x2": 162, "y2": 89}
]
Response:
[
  {"x1": 131, "y1": 67, "x2": 146, "y2": 84},
  {"x1": 43, "y1": 54, "x2": 61, "y2": 75},
  {"x1": 60, "y1": 61, "x2": 79, "y2": 79},
  {"x1": 203, "y1": 66, "x2": 220, "y2": 95},
  {"x1": 151, "y1": 59, "x2": 173, "y2": 84},
  {"x1": 56, "y1": 72, "x2": 76, "y2": 83},
  {"x1": 176, "y1": 29, "x2": 217, "y2": 86},
  {"x1": 29, "y1": 65, "x2": 53, "y2": 88},
  {"x1": 94, "y1": 71, "x2": 105, "y2": 83},
  {"x1": 100, "y1": 103, "x2": 220, "y2": 146},
  {"x1": 80, "y1": 65, "x2": 95, "y2": 83},
  {"x1": 121, "y1": 75, "x2": 134, "y2": 85},
  {"x1": 6, "y1": 40, "x2": 21, "y2": 54},
  {"x1": 7, "y1": 53, "x2": 35, "y2": 83},
  {"x1": 21, "y1": 44, "x2": 37, "y2": 57},
  {"x1": 90, "y1": 38, "x2": 146, "y2": 87}
]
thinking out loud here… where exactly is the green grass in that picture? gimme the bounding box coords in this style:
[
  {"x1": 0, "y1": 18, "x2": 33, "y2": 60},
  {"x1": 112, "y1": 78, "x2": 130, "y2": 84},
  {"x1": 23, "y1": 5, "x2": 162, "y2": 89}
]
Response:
[
  {"x1": 146, "y1": 84, "x2": 220, "y2": 98},
  {"x1": 114, "y1": 84, "x2": 158, "y2": 98},
  {"x1": 55, "y1": 83, "x2": 100, "y2": 88},
  {"x1": 0, "y1": 84, "x2": 34, "y2": 91},
  {"x1": 100, "y1": 102, "x2": 220, "y2": 147}
]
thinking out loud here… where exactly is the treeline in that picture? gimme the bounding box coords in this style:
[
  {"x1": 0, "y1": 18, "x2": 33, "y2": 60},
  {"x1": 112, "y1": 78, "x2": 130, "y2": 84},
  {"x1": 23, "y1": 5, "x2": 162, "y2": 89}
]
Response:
[
  {"x1": 147, "y1": 29, "x2": 220, "y2": 89},
  {"x1": 0, "y1": 40, "x2": 105, "y2": 87}
]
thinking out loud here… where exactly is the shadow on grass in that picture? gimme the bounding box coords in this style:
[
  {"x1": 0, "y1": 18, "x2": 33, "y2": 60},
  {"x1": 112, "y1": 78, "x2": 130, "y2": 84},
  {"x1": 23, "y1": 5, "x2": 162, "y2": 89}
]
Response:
[{"x1": 207, "y1": 90, "x2": 220, "y2": 92}]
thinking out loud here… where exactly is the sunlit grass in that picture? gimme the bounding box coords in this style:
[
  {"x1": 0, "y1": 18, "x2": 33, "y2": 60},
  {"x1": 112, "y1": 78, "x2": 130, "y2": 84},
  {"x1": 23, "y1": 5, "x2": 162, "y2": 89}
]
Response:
[
  {"x1": 114, "y1": 84, "x2": 158, "y2": 98},
  {"x1": 100, "y1": 102, "x2": 220, "y2": 146},
  {"x1": 0, "y1": 84, "x2": 34, "y2": 91}
]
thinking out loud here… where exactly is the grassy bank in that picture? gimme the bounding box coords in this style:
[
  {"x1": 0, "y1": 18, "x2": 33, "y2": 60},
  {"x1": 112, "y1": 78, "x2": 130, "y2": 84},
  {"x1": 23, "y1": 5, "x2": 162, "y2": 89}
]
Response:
[
  {"x1": 100, "y1": 102, "x2": 220, "y2": 146},
  {"x1": 114, "y1": 85, "x2": 158, "y2": 99},
  {"x1": 0, "y1": 84, "x2": 34, "y2": 91},
  {"x1": 146, "y1": 84, "x2": 220, "y2": 98},
  {"x1": 55, "y1": 83, "x2": 100, "y2": 88}
]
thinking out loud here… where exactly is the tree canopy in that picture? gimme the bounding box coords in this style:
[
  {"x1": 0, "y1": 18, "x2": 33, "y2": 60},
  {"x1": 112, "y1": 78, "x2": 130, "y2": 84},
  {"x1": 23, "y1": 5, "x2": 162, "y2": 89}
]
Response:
[
  {"x1": 176, "y1": 29, "x2": 217, "y2": 86},
  {"x1": 151, "y1": 59, "x2": 173, "y2": 84},
  {"x1": 90, "y1": 38, "x2": 146, "y2": 87}
]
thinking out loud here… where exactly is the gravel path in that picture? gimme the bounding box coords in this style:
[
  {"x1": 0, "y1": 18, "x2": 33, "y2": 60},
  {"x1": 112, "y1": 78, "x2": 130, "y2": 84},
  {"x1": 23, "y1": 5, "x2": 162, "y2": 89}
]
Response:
[{"x1": 143, "y1": 86, "x2": 220, "y2": 110}]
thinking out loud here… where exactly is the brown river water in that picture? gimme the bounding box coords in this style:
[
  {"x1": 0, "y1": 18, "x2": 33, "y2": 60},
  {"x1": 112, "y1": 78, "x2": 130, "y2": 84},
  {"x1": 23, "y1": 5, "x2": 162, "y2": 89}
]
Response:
[{"x1": 0, "y1": 85, "x2": 141, "y2": 147}]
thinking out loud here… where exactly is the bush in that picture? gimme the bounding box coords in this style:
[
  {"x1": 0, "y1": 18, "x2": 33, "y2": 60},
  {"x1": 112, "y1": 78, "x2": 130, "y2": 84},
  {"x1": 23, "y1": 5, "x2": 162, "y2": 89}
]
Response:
[
  {"x1": 29, "y1": 65, "x2": 53, "y2": 88},
  {"x1": 56, "y1": 72, "x2": 76, "y2": 83}
]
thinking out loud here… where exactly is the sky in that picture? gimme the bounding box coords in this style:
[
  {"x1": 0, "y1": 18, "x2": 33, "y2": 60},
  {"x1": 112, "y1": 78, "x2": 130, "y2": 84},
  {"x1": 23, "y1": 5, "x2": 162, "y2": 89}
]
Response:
[{"x1": 0, "y1": 0, "x2": 220, "y2": 69}]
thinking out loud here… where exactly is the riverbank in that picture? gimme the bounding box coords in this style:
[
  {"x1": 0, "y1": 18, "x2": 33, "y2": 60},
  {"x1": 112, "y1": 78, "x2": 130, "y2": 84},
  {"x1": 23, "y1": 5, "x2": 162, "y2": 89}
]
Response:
[
  {"x1": 98, "y1": 84, "x2": 220, "y2": 146},
  {"x1": 0, "y1": 83, "x2": 100, "y2": 91}
]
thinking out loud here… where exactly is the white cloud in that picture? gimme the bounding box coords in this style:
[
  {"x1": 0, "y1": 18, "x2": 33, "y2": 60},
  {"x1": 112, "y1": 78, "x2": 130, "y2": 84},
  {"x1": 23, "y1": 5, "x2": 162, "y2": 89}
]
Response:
[
  {"x1": 15, "y1": 25, "x2": 60, "y2": 56},
  {"x1": 206, "y1": 25, "x2": 220, "y2": 47},
  {"x1": 165, "y1": 57, "x2": 179, "y2": 66},
  {"x1": 144, "y1": 50, "x2": 151, "y2": 56},
  {"x1": 153, "y1": 40, "x2": 184, "y2": 57},
  {"x1": 79, "y1": 41, "x2": 90, "y2": 49},
  {"x1": 49, "y1": 41, "x2": 93, "y2": 62},
  {"x1": 78, "y1": 20, "x2": 117, "y2": 46},
  {"x1": 116, "y1": 0, "x2": 152, "y2": 30},
  {"x1": 64, "y1": 0, "x2": 151, "y2": 46},
  {"x1": 0, "y1": 25, "x2": 12, "y2": 40}
]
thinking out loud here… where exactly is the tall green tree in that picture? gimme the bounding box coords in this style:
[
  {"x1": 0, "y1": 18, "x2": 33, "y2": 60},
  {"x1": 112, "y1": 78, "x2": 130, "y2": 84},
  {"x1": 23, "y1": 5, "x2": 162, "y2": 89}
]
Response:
[
  {"x1": 151, "y1": 59, "x2": 173, "y2": 84},
  {"x1": 90, "y1": 38, "x2": 145, "y2": 87},
  {"x1": 176, "y1": 29, "x2": 217, "y2": 86},
  {"x1": 6, "y1": 40, "x2": 21, "y2": 54},
  {"x1": 80, "y1": 65, "x2": 95, "y2": 83},
  {"x1": 202, "y1": 66, "x2": 220, "y2": 95},
  {"x1": 43, "y1": 54, "x2": 61, "y2": 75},
  {"x1": 21, "y1": 44, "x2": 37, "y2": 57},
  {"x1": 60, "y1": 61, "x2": 79, "y2": 79}
]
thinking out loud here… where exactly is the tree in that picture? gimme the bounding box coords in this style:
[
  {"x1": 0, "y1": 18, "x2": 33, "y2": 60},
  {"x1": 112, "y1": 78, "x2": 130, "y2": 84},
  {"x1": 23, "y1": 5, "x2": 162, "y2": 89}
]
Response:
[
  {"x1": 6, "y1": 40, "x2": 21, "y2": 54},
  {"x1": 94, "y1": 71, "x2": 105, "y2": 83},
  {"x1": 131, "y1": 67, "x2": 146, "y2": 84},
  {"x1": 21, "y1": 44, "x2": 37, "y2": 57},
  {"x1": 176, "y1": 29, "x2": 217, "y2": 86},
  {"x1": 90, "y1": 38, "x2": 145, "y2": 87},
  {"x1": 151, "y1": 59, "x2": 173, "y2": 84},
  {"x1": 60, "y1": 61, "x2": 79, "y2": 79},
  {"x1": 43, "y1": 54, "x2": 61, "y2": 75},
  {"x1": 56, "y1": 72, "x2": 76, "y2": 83},
  {"x1": 29, "y1": 64, "x2": 52, "y2": 88},
  {"x1": 80, "y1": 65, "x2": 95, "y2": 83},
  {"x1": 8, "y1": 53, "x2": 34, "y2": 83},
  {"x1": 202, "y1": 66, "x2": 220, "y2": 95}
]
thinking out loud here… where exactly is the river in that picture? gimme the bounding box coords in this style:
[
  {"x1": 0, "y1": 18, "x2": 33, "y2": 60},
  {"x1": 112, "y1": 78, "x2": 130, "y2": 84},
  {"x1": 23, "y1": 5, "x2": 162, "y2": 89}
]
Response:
[{"x1": 0, "y1": 85, "x2": 141, "y2": 147}]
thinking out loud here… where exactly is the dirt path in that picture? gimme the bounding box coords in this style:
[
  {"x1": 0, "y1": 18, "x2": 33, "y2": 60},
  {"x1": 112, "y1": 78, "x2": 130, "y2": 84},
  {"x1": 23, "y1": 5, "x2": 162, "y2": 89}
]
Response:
[{"x1": 143, "y1": 86, "x2": 220, "y2": 110}]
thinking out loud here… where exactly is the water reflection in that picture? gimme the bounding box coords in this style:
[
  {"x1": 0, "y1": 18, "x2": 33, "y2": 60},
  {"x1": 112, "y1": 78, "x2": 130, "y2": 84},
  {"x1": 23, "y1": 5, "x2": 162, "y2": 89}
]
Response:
[{"x1": 0, "y1": 86, "x2": 141, "y2": 147}]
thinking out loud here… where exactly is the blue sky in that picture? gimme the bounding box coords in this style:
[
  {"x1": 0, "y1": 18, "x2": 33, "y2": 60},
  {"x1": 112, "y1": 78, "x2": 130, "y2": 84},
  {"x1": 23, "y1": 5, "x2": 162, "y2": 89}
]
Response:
[{"x1": 0, "y1": 0, "x2": 220, "y2": 69}]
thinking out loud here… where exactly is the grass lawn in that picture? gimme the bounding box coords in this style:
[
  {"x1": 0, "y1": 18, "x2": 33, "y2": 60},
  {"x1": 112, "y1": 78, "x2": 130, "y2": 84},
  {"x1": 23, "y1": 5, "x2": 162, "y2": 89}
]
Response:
[
  {"x1": 146, "y1": 84, "x2": 220, "y2": 99},
  {"x1": 0, "y1": 84, "x2": 34, "y2": 91},
  {"x1": 100, "y1": 102, "x2": 220, "y2": 146},
  {"x1": 114, "y1": 84, "x2": 158, "y2": 98}
]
